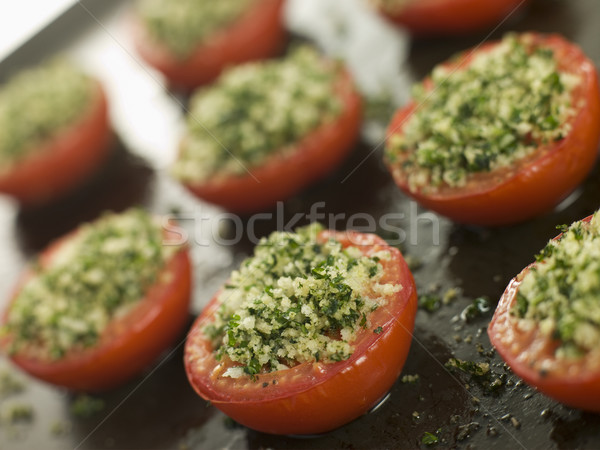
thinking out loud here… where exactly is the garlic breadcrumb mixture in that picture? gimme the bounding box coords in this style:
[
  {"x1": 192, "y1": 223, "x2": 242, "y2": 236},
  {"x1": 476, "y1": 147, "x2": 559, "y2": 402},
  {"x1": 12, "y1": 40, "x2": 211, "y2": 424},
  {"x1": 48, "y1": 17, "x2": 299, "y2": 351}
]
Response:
[
  {"x1": 515, "y1": 211, "x2": 600, "y2": 359},
  {"x1": 173, "y1": 47, "x2": 343, "y2": 182},
  {"x1": 0, "y1": 61, "x2": 93, "y2": 168},
  {"x1": 386, "y1": 33, "x2": 579, "y2": 191},
  {"x1": 3, "y1": 209, "x2": 174, "y2": 360},
  {"x1": 204, "y1": 224, "x2": 401, "y2": 378},
  {"x1": 137, "y1": 0, "x2": 253, "y2": 58}
]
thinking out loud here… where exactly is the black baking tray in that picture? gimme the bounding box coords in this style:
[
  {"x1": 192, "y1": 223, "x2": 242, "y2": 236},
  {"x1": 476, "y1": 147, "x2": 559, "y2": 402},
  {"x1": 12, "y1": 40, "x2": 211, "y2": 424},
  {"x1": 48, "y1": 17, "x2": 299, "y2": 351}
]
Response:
[{"x1": 1, "y1": 0, "x2": 600, "y2": 448}]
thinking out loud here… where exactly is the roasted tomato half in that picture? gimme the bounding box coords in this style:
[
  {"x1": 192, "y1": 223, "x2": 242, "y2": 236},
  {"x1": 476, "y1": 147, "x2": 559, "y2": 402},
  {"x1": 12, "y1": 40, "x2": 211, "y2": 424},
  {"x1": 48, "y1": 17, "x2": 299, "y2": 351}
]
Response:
[
  {"x1": 132, "y1": 0, "x2": 286, "y2": 90},
  {"x1": 184, "y1": 226, "x2": 417, "y2": 435},
  {"x1": 374, "y1": 0, "x2": 528, "y2": 35},
  {"x1": 384, "y1": 33, "x2": 600, "y2": 226},
  {"x1": 1, "y1": 210, "x2": 191, "y2": 391},
  {"x1": 489, "y1": 212, "x2": 600, "y2": 411},
  {"x1": 0, "y1": 81, "x2": 111, "y2": 207},
  {"x1": 174, "y1": 47, "x2": 362, "y2": 214}
]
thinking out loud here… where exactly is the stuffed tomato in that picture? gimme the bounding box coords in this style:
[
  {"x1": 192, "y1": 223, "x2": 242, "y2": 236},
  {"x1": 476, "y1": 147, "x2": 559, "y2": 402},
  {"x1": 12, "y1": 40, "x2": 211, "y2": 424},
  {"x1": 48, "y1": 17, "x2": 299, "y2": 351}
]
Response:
[
  {"x1": 0, "y1": 60, "x2": 111, "y2": 207},
  {"x1": 489, "y1": 211, "x2": 600, "y2": 412},
  {"x1": 1, "y1": 209, "x2": 191, "y2": 391},
  {"x1": 172, "y1": 47, "x2": 362, "y2": 213},
  {"x1": 132, "y1": 0, "x2": 286, "y2": 90},
  {"x1": 372, "y1": 0, "x2": 528, "y2": 35},
  {"x1": 384, "y1": 32, "x2": 600, "y2": 226},
  {"x1": 184, "y1": 224, "x2": 418, "y2": 435}
]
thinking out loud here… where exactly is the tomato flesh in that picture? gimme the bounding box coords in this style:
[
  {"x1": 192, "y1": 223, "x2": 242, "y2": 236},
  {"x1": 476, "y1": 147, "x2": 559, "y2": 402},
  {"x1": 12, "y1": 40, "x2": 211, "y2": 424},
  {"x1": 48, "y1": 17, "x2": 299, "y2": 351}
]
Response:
[
  {"x1": 184, "y1": 230, "x2": 417, "y2": 435},
  {"x1": 2, "y1": 225, "x2": 192, "y2": 392},
  {"x1": 378, "y1": 0, "x2": 529, "y2": 35},
  {"x1": 132, "y1": 0, "x2": 286, "y2": 90},
  {"x1": 0, "y1": 82, "x2": 112, "y2": 207},
  {"x1": 385, "y1": 33, "x2": 600, "y2": 226},
  {"x1": 489, "y1": 215, "x2": 600, "y2": 412},
  {"x1": 182, "y1": 70, "x2": 362, "y2": 214}
]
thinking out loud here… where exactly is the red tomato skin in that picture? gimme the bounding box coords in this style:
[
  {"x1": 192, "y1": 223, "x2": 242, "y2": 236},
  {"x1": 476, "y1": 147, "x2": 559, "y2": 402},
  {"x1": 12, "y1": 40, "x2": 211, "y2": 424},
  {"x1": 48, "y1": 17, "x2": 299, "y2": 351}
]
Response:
[
  {"x1": 181, "y1": 70, "x2": 362, "y2": 214},
  {"x1": 385, "y1": 33, "x2": 600, "y2": 226},
  {"x1": 378, "y1": 0, "x2": 528, "y2": 35},
  {"x1": 132, "y1": 0, "x2": 286, "y2": 90},
  {"x1": 3, "y1": 225, "x2": 192, "y2": 392},
  {"x1": 184, "y1": 231, "x2": 418, "y2": 435},
  {"x1": 0, "y1": 82, "x2": 112, "y2": 207},
  {"x1": 488, "y1": 215, "x2": 600, "y2": 412}
]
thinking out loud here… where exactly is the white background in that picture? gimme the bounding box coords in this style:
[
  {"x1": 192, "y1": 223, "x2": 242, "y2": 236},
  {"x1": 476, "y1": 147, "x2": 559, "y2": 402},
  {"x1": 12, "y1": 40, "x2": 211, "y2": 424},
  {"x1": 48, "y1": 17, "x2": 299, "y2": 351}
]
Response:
[{"x1": 0, "y1": 0, "x2": 76, "y2": 61}]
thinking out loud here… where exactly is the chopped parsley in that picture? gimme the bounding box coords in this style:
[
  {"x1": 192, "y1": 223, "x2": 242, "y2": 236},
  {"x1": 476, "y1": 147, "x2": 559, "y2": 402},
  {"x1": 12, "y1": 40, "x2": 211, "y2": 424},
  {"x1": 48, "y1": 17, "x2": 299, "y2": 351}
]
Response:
[
  {"x1": 0, "y1": 60, "x2": 93, "y2": 169},
  {"x1": 421, "y1": 431, "x2": 439, "y2": 446},
  {"x1": 445, "y1": 357, "x2": 505, "y2": 394},
  {"x1": 2, "y1": 209, "x2": 173, "y2": 360},
  {"x1": 137, "y1": 0, "x2": 252, "y2": 59},
  {"x1": 0, "y1": 403, "x2": 33, "y2": 423},
  {"x1": 445, "y1": 358, "x2": 490, "y2": 377},
  {"x1": 69, "y1": 395, "x2": 105, "y2": 419},
  {"x1": 172, "y1": 47, "x2": 343, "y2": 182},
  {"x1": 204, "y1": 224, "x2": 401, "y2": 377},
  {"x1": 418, "y1": 293, "x2": 441, "y2": 312},
  {"x1": 0, "y1": 370, "x2": 25, "y2": 398},
  {"x1": 386, "y1": 33, "x2": 580, "y2": 190},
  {"x1": 514, "y1": 210, "x2": 600, "y2": 358},
  {"x1": 460, "y1": 297, "x2": 490, "y2": 322}
]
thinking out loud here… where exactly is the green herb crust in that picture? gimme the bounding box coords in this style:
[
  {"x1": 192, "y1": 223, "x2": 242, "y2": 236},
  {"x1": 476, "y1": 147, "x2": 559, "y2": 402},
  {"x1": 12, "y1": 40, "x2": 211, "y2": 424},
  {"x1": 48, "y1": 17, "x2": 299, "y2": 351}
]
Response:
[
  {"x1": 0, "y1": 61, "x2": 94, "y2": 169},
  {"x1": 137, "y1": 0, "x2": 253, "y2": 59},
  {"x1": 173, "y1": 47, "x2": 343, "y2": 182},
  {"x1": 203, "y1": 224, "x2": 401, "y2": 378},
  {"x1": 3, "y1": 209, "x2": 171, "y2": 360},
  {"x1": 386, "y1": 33, "x2": 579, "y2": 190},
  {"x1": 515, "y1": 211, "x2": 600, "y2": 358}
]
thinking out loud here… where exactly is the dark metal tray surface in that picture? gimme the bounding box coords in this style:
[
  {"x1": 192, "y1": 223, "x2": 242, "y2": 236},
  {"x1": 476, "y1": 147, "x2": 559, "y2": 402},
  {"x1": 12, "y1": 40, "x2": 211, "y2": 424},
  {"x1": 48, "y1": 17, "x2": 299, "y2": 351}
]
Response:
[{"x1": 1, "y1": 0, "x2": 600, "y2": 448}]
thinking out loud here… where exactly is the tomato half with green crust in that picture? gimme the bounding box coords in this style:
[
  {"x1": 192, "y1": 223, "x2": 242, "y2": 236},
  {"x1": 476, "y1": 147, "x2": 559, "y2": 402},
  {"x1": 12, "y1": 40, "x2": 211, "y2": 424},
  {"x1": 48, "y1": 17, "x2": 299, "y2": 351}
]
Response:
[
  {"x1": 375, "y1": 0, "x2": 528, "y2": 35},
  {"x1": 0, "y1": 82, "x2": 111, "y2": 207},
  {"x1": 184, "y1": 229, "x2": 417, "y2": 435},
  {"x1": 132, "y1": 0, "x2": 286, "y2": 90},
  {"x1": 385, "y1": 33, "x2": 600, "y2": 226},
  {"x1": 181, "y1": 70, "x2": 361, "y2": 214},
  {"x1": 1, "y1": 214, "x2": 191, "y2": 392},
  {"x1": 488, "y1": 214, "x2": 600, "y2": 411}
]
